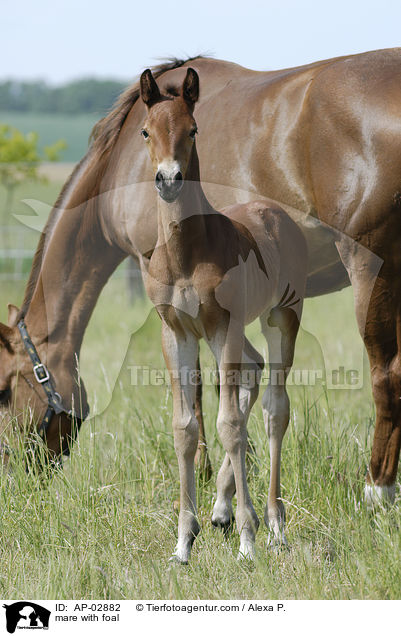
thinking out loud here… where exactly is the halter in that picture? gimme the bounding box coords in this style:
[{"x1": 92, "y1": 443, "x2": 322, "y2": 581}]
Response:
[{"x1": 17, "y1": 319, "x2": 85, "y2": 450}]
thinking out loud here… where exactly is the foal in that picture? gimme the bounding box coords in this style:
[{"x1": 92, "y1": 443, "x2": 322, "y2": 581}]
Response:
[{"x1": 139, "y1": 68, "x2": 307, "y2": 562}]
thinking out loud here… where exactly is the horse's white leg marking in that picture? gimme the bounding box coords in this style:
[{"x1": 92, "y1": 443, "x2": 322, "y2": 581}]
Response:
[
  {"x1": 364, "y1": 483, "x2": 396, "y2": 508},
  {"x1": 210, "y1": 330, "x2": 259, "y2": 559},
  {"x1": 161, "y1": 323, "x2": 200, "y2": 564},
  {"x1": 211, "y1": 337, "x2": 262, "y2": 530}
]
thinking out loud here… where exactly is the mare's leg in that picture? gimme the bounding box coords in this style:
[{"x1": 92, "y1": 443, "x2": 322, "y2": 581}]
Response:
[
  {"x1": 194, "y1": 352, "x2": 213, "y2": 481},
  {"x1": 211, "y1": 331, "x2": 260, "y2": 558},
  {"x1": 161, "y1": 322, "x2": 200, "y2": 563},
  {"x1": 261, "y1": 302, "x2": 301, "y2": 547},
  {"x1": 211, "y1": 338, "x2": 263, "y2": 530},
  {"x1": 337, "y1": 240, "x2": 401, "y2": 505}
]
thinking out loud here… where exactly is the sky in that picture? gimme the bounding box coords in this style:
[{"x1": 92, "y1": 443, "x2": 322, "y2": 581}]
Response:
[{"x1": 1, "y1": 0, "x2": 401, "y2": 84}]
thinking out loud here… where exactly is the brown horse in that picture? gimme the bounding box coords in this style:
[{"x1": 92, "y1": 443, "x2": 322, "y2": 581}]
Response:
[
  {"x1": 138, "y1": 67, "x2": 306, "y2": 561},
  {"x1": 0, "y1": 49, "x2": 400, "y2": 506}
]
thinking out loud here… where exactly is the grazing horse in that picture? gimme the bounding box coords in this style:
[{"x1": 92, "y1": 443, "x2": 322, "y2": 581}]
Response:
[
  {"x1": 0, "y1": 49, "x2": 400, "y2": 508},
  {"x1": 138, "y1": 67, "x2": 306, "y2": 561}
]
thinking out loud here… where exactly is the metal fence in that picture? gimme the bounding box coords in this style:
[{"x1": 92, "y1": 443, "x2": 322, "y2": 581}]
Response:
[
  {"x1": 0, "y1": 225, "x2": 144, "y2": 299},
  {"x1": 0, "y1": 225, "x2": 36, "y2": 280}
]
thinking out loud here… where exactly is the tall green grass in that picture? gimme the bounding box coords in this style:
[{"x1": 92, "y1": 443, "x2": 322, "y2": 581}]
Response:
[{"x1": 0, "y1": 277, "x2": 400, "y2": 599}]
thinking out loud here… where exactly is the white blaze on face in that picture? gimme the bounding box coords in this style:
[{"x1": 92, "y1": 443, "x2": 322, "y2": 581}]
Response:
[{"x1": 157, "y1": 160, "x2": 181, "y2": 182}]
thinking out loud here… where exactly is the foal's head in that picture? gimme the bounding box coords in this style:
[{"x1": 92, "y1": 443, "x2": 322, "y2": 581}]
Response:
[{"x1": 140, "y1": 67, "x2": 199, "y2": 202}]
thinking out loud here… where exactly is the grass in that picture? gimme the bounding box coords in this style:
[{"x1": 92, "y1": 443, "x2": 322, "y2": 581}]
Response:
[
  {"x1": 0, "y1": 178, "x2": 400, "y2": 600},
  {"x1": 0, "y1": 276, "x2": 400, "y2": 599}
]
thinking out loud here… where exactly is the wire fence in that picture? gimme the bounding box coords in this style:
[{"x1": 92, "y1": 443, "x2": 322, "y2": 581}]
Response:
[
  {"x1": 0, "y1": 225, "x2": 145, "y2": 299},
  {"x1": 0, "y1": 225, "x2": 36, "y2": 280}
]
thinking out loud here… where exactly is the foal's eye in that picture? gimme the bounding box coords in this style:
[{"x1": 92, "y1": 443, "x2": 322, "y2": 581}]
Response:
[
  {"x1": 141, "y1": 129, "x2": 149, "y2": 139},
  {"x1": 189, "y1": 128, "x2": 197, "y2": 139}
]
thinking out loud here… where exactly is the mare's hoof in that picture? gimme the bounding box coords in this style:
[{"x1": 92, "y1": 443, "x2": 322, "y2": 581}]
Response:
[{"x1": 364, "y1": 483, "x2": 395, "y2": 509}]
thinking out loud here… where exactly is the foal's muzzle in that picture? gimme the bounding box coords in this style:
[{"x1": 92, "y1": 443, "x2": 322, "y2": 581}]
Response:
[{"x1": 155, "y1": 169, "x2": 183, "y2": 202}]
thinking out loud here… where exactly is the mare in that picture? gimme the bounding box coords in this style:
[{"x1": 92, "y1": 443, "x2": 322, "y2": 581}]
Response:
[{"x1": 1, "y1": 49, "x2": 400, "y2": 509}]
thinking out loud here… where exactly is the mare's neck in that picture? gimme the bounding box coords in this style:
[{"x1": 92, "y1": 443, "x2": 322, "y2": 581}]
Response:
[
  {"x1": 156, "y1": 145, "x2": 215, "y2": 270},
  {"x1": 24, "y1": 203, "x2": 123, "y2": 369}
]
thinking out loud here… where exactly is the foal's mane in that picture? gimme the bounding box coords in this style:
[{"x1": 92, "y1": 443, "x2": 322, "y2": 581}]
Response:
[{"x1": 19, "y1": 56, "x2": 204, "y2": 318}]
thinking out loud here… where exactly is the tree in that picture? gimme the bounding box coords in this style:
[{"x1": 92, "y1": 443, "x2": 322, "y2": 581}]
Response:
[{"x1": 0, "y1": 124, "x2": 66, "y2": 247}]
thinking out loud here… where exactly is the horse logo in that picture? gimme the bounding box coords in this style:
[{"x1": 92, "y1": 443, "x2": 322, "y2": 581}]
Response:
[{"x1": 2, "y1": 602, "x2": 50, "y2": 633}]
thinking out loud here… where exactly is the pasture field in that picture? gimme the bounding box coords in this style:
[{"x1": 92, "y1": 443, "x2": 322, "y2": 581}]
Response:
[
  {"x1": 0, "y1": 179, "x2": 65, "y2": 227},
  {"x1": 0, "y1": 179, "x2": 69, "y2": 277},
  {"x1": 0, "y1": 177, "x2": 400, "y2": 600},
  {"x1": 0, "y1": 111, "x2": 97, "y2": 162},
  {"x1": 1, "y1": 278, "x2": 400, "y2": 600}
]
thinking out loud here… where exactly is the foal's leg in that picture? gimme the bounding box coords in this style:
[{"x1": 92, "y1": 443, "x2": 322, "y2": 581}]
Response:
[
  {"x1": 194, "y1": 352, "x2": 213, "y2": 481},
  {"x1": 261, "y1": 304, "x2": 301, "y2": 547},
  {"x1": 161, "y1": 322, "x2": 200, "y2": 563},
  {"x1": 211, "y1": 331, "x2": 260, "y2": 559},
  {"x1": 212, "y1": 338, "x2": 263, "y2": 530}
]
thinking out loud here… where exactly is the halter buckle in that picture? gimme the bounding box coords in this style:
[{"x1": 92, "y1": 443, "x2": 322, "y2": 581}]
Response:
[{"x1": 33, "y1": 363, "x2": 50, "y2": 384}]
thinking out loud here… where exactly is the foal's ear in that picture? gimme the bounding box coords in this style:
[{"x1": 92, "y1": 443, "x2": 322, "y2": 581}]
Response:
[
  {"x1": 7, "y1": 303, "x2": 19, "y2": 327},
  {"x1": 140, "y1": 69, "x2": 161, "y2": 107},
  {"x1": 182, "y1": 68, "x2": 199, "y2": 107}
]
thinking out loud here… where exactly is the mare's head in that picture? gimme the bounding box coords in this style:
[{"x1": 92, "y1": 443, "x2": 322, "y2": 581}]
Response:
[
  {"x1": 139, "y1": 67, "x2": 199, "y2": 202},
  {"x1": 0, "y1": 304, "x2": 86, "y2": 466}
]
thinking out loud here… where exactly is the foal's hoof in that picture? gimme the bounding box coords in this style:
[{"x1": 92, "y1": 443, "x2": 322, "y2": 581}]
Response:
[
  {"x1": 267, "y1": 535, "x2": 289, "y2": 554},
  {"x1": 212, "y1": 516, "x2": 235, "y2": 537},
  {"x1": 211, "y1": 501, "x2": 235, "y2": 536},
  {"x1": 237, "y1": 542, "x2": 255, "y2": 562},
  {"x1": 168, "y1": 554, "x2": 189, "y2": 566}
]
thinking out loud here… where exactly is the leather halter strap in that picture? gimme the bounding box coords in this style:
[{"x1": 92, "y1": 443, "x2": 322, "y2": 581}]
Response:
[{"x1": 17, "y1": 319, "x2": 75, "y2": 439}]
